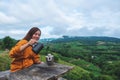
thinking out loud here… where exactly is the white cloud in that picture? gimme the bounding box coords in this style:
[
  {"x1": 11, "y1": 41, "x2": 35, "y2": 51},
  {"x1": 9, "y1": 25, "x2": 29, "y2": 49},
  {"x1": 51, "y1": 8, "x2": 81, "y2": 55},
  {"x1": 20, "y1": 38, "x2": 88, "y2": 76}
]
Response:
[
  {"x1": 0, "y1": 0, "x2": 120, "y2": 39},
  {"x1": 0, "y1": 30, "x2": 5, "y2": 34},
  {"x1": 9, "y1": 30, "x2": 26, "y2": 34},
  {"x1": 41, "y1": 26, "x2": 60, "y2": 38},
  {"x1": 0, "y1": 12, "x2": 18, "y2": 24}
]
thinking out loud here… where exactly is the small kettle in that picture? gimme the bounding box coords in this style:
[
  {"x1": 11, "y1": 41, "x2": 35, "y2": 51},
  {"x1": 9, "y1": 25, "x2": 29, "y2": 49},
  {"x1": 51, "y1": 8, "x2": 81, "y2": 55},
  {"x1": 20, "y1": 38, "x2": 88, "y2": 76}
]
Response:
[
  {"x1": 32, "y1": 43, "x2": 44, "y2": 54},
  {"x1": 46, "y1": 54, "x2": 54, "y2": 65}
]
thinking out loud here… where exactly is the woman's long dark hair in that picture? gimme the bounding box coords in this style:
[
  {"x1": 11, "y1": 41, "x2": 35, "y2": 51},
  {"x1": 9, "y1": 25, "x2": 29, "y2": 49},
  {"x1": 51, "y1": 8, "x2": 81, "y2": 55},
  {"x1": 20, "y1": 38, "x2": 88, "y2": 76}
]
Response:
[{"x1": 23, "y1": 27, "x2": 41, "y2": 41}]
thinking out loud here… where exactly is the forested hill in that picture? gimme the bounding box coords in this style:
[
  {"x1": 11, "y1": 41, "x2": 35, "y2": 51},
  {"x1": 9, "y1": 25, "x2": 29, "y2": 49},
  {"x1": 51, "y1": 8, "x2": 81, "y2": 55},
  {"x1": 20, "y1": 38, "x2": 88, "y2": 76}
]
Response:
[
  {"x1": 0, "y1": 36, "x2": 120, "y2": 80},
  {"x1": 42, "y1": 36, "x2": 120, "y2": 80},
  {"x1": 47, "y1": 36, "x2": 120, "y2": 44}
]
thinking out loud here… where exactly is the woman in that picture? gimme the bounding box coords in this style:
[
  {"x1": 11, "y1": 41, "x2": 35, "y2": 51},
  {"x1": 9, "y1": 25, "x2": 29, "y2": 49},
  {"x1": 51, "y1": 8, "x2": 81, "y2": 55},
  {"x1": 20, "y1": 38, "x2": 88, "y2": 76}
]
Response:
[{"x1": 9, "y1": 27, "x2": 42, "y2": 72}]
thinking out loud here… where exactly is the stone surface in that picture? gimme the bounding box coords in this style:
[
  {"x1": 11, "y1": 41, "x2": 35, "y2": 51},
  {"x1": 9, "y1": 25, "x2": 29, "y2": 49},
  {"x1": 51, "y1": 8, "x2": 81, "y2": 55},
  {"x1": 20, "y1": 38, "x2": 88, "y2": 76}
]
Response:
[
  {"x1": 0, "y1": 70, "x2": 10, "y2": 80},
  {"x1": 0, "y1": 63, "x2": 73, "y2": 80}
]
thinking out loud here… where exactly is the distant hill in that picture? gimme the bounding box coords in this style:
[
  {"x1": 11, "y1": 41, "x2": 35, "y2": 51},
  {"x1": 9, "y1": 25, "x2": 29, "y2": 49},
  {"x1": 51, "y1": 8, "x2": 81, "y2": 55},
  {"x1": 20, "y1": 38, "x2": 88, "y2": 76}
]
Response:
[{"x1": 41, "y1": 36, "x2": 120, "y2": 44}]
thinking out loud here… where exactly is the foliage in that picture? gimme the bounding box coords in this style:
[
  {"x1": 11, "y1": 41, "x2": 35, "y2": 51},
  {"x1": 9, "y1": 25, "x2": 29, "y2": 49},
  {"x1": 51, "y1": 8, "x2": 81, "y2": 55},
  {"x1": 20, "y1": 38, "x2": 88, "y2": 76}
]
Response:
[
  {"x1": 0, "y1": 36, "x2": 17, "y2": 50},
  {"x1": 59, "y1": 59, "x2": 93, "y2": 80},
  {"x1": 0, "y1": 36, "x2": 120, "y2": 80},
  {"x1": 47, "y1": 37, "x2": 120, "y2": 80},
  {"x1": 0, "y1": 52, "x2": 11, "y2": 71},
  {"x1": 102, "y1": 61, "x2": 120, "y2": 80},
  {"x1": 97, "y1": 75, "x2": 114, "y2": 80}
]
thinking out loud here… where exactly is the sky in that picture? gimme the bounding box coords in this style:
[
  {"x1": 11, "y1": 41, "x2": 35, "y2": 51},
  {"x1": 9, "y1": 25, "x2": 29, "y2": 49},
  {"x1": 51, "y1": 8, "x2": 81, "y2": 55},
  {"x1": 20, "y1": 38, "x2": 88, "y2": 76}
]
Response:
[{"x1": 0, "y1": 0, "x2": 120, "y2": 40}]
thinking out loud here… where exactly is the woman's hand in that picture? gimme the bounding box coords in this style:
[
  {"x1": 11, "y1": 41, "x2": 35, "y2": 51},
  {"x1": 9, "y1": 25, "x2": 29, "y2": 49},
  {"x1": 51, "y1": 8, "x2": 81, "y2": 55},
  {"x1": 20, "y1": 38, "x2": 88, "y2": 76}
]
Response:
[
  {"x1": 28, "y1": 39, "x2": 38, "y2": 46},
  {"x1": 19, "y1": 39, "x2": 37, "y2": 51}
]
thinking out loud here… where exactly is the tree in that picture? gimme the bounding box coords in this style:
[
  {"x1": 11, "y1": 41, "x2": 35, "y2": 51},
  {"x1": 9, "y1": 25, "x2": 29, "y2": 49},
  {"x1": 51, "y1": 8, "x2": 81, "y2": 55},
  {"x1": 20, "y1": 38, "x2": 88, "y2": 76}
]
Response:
[{"x1": 2, "y1": 36, "x2": 17, "y2": 50}]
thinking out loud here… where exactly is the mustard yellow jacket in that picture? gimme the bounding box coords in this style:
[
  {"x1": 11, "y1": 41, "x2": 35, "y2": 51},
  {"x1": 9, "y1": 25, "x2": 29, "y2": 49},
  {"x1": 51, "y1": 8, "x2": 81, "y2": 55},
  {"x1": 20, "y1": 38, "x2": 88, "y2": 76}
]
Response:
[{"x1": 9, "y1": 39, "x2": 40, "y2": 72}]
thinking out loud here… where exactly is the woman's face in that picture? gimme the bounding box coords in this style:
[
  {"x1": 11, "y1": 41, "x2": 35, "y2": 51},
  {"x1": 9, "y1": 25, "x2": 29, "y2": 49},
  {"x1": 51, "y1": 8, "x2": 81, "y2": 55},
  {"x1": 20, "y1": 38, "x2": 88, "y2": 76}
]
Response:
[{"x1": 32, "y1": 30, "x2": 41, "y2": 40}]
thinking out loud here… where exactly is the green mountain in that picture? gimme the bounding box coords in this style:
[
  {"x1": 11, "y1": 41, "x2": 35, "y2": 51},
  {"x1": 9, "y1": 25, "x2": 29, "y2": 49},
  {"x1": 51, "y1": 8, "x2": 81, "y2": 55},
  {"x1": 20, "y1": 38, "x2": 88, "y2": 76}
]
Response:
[
  {"x1": 40, "y1": 36, "x2": 120, "y2": 80},
  {"x1": 0, "y1": 36, "x2": 120, "y2": 80}
]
